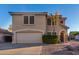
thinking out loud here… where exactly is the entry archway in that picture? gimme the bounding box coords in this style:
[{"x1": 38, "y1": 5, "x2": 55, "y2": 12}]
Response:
[{"x1": 60, "y1": 31, "x2": 65, "y2": 43}]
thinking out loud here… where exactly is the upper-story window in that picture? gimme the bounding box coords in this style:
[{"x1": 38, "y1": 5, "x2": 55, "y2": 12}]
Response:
[
  {"x1": 52, "y1": 20, "x2": 56, "y2": 25},
  {"x1": 47, "y1": 19, "x2": 51, "y2": 25},
  {"x1": 30, "y1": 16, "x2": 34, "y2": 24},
  {"x1": 24, "y1": 16, "x2": 28, "y2": 24},
  {"x1": 47, "y1": 19, "x2": 57, "y2": 25},
  {"x1": 24, "y1": 16, "x2": 34, "y2": 24}
]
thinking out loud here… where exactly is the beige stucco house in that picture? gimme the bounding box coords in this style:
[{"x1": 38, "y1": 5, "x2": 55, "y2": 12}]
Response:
[{"x1": 9, "y1": 12, "x2": 69, "y2": 43}]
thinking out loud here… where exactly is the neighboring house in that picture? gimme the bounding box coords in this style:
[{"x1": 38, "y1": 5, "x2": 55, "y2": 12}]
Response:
[
  {"x1": 75, "y1": 34, "x2": 79, "y2": 40},
  {"x1": 0, "y1": 28, "x2": 12, "y2": 43},
  {"x1": 69, "y1": 31, "x2": 79, "y2": 40},
  {"x1": 9, "y1": 12, "x2": 69, "y2": 43},
  {"x1": 69, "y1": 34, "x2": 75, "y2": 40}
]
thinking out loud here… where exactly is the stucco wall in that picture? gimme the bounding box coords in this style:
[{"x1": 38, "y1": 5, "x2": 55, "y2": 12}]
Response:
[{"x1": 12, "y1": 13, "x2": 47, "y2": 33}]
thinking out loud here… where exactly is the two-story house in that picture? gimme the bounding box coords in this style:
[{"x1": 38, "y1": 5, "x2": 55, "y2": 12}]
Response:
[{"x1": 9, "y1": 12, "x2": 69, "y2": 43}]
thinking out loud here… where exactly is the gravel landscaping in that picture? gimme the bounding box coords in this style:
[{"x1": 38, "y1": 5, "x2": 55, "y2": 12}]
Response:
[
  {"x1": 51, "y1": 45, "x2": 79, "y2": 55},
  {"x1": 42, "y1": 41, "x2": 79, "y2": 55}
]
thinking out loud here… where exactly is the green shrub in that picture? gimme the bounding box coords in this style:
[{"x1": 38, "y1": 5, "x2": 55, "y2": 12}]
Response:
[{"x1": 42, "y1": 34, "x2": 59, "y2": 44}]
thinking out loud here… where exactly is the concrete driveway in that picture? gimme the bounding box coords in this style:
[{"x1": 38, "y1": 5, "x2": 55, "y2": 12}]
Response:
[
  {"x1": 0, "y1": 43, "x2": 43, "y2": 55},
  {"x1": 0, "y1": 46, "x2": 42, "y2": 55},
  {"x1": 0, "y1": 43, "x2": 67, "y2": 55}
]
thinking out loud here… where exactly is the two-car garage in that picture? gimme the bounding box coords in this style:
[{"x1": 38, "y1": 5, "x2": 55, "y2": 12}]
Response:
[
  {"x1": 13, "y1": 29, "x2": 44, "y2": 43},
  {"x1": 16, "y1": 33, "x2": 42, "y2": 43}
]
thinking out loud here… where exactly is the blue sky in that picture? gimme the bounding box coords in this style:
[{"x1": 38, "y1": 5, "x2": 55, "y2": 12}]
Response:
[{"x1": 0, "y1": 4, "x2": 79, "y2": 32}]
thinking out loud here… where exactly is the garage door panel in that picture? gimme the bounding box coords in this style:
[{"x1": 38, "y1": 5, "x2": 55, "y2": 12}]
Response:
[{"x1": 16, "y1": 33, "x2": 42, "y2": 43}]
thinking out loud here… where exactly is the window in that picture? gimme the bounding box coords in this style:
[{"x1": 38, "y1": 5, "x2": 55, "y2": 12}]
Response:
[
  {"x1": 52, "y1": 32, "x2": 56, "y2": 35},
  {"x1": 47, "y1": 32, "x2": 56, "y2": 35},
  {"x1": 52, "y1": 20, "x2": 54, "y2": 25},
  {"x1": 60, "y1": 21, "x2": 63, "y2": 24},
  {"x1": 47, "y1": 19, "x2": 51, "y2": 25},
  {"x1": 47, "y1": 32, "x2": 51, "y2": 35},
  {"x1": 30, "y1": 16, "x2": 34, "y2": 24},
  {"x1": 52, "y1": 20, "x2": 57, "y2": 25},
  {"x1": 24, "y1": 16, "x2": 28, "y2": 24},
  {"x1": 24, "y1": 16, "x2": 34, "y2": 24}
]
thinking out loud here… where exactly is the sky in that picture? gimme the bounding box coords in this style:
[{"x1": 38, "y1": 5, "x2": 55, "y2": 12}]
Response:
[{"x1": 0, "y1": 4, "x2": 79, "y2": 33}]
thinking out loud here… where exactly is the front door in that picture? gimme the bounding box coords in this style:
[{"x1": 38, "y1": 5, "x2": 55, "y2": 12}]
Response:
[{"x1": 60, "y1": 32, "x2": 64, "y2": 43}]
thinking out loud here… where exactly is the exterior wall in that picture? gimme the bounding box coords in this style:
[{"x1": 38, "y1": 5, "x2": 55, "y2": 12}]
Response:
[
  {"x1": 11, "y1": 12, "x2": 47, "y2": 43},
  {"x1": 12, "y1": 13, "x2": 47, "y2": 33},
  {"x1": 46, "y1": 17, "x2": 68, "y2": 42},
  {"x1": 57, "y1": 25, "x2": 68, "y2": 42},
  {"x1": 11, "y1": 12, "x2": 68, "y2": 35},
  {"x1": 11, "y1": 12, "x2": 68, "y2": 43},
  {"x1": 46, "y1": 24, "x2": 67, "y2": 34}
]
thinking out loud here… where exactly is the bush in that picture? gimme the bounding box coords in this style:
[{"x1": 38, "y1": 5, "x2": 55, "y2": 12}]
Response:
[{"x1": 42, "y1": 34, "x2": 59, "y2": 44}]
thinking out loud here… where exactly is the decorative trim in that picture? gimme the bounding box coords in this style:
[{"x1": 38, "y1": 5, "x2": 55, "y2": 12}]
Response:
[{"x1": 13, "y1": 29, "x2": 45, "y2": 34}]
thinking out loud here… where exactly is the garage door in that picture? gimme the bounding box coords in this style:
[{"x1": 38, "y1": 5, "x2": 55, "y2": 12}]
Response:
[{"x1": 16, "y1": 33, "x2": 42, "y2": 43}]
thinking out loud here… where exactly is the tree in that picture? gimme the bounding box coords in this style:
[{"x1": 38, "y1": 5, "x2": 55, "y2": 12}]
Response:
[
  {"x1": 8, "y1": 25, "x2": 12, "y2": 32},
  {"x1": 50, "y1": 11, "x2": 60, "y2": 35},
  {"x1": 70, "y1": 31, "x2": 79, "y2": 36}
]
